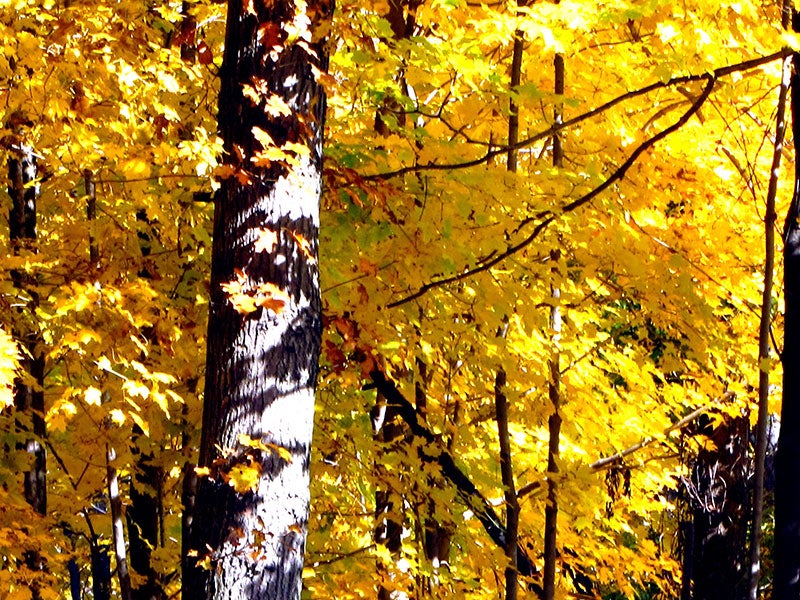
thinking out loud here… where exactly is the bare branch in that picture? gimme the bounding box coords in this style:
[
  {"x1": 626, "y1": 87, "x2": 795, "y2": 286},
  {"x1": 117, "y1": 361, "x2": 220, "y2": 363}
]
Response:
[
  {"x1": 366, "y1": 51, "x2": 787, "y2": 182},
  {"x1": 387, "y1": 76, "x2": 717, "y2": 308},
  {"x1": 515, "y1": 391, "x2": 736, "y2": 502}
]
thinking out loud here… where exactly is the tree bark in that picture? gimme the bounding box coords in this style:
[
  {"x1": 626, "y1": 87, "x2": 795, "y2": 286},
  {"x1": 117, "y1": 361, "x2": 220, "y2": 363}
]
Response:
[
  {"x1": 371, "y1": 390, "x2": 406, "y2": 600},
  {"x1": 129, "y1": 459, "x2": 165, "y2": 600},
  {"x1": 495, "y1": 368, "x2": 519, "y2": 600},
  {"x1": 776, "y1": 10, "x2": 800, "y2": 600},
  {"x1": 107, "y1": 447, "x2": 133, "y2": 600},
  {"x1": 416, "y1": 356, "x2": 452, "y2": 589},
  {"x1": 91, "y1": 542, "x2": 112, "y2": 600},
  {"x1": 7, "y1": 131, "x2": 46, "y2": 516},
  {"x1": 184, "y1": 0, "x2": 330, "y2": 598},
  {"x1": 683, "y1": 414, "x2": 750, "y2": 600}
]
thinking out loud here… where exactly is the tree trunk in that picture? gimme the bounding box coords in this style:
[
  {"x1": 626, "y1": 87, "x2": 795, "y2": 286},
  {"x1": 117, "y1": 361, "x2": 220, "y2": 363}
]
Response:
[
  {"x1": 416, "y1": 356, "x2": 452, "y2": 590},
  {"x1": 129, "y1": 459, "x2": 165, "y2": 600},
  {"x1": 748, "y1": 50, "x2": 790, "y2": 600},
  {"x1": 108, "y1": 447, "x2": 133, "y2": 600},
  {"x1": 543, "y1": 50, "x2": 565, "y2": 600},
  {"x1": 91, "y1": 542, "x2": 112, "y2": 600},
  {"x1": 776, "y1": 16, "x2": 800, "y2": 594},
  {"x1": 184, "y1": 0, "x2": 330, "y2": 598},
  {"x1": 7, "y1": 130, "x2": 46, "y2": 516},
  {"x1": 683, "y1": 415, "x2": 750, "y2": 600},
  {"x1": 371, "y1": 390, "x2": 406, "y2": 600},
  {"x1": 495, "y1": 367, "x2": 519, "y2": 600}
]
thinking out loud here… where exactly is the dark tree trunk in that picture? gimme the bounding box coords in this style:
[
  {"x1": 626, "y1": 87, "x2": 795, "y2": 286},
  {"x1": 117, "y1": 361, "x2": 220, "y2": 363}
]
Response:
[
  {"x1": 129, "y1": 459, "x2": 165, "y2": 600},
  {"x1": 778, "y1": 54, "x2": 800, "y2": 600},
  {"x1": 6, "y1": 132, "x2": 46, "y2": 516},
  {"x1": 416, "y1": 357, "x2": 452, "y2": 586},
  {"x1": 184, "y1": 0, "x2": 330, "y2": 598},
  {"x1": 68, "y1": 558, "x2": 81, "y2": 600},
  {"x1": 682, "y1": 415, "x2": 750, "y2": 600},
  {"x1": 371, "y1": 390, "x2": 405, "y2": 600},
  {"x1": 91, "y1": 542, "x2": 112, "y2": 600},
  {"x1": 777, "y1": 12, "x2": 800, "y2": 599}
]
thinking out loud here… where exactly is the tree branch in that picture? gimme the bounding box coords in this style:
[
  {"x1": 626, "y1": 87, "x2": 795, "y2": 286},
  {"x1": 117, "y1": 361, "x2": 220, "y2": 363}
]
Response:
[
  {"x1": 387, "y1": 76, "x2": 717, "y2": 308},
  {"x1": 367, "y1": 370, "x2": 537, "y2": 578},
  {"x1": 366, "y1": 51, "x2": 787, "y2": 182}
]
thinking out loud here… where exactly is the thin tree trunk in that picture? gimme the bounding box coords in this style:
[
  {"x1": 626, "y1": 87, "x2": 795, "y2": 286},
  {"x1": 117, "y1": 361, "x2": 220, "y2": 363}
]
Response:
[
  {"x1": 91, "y1": 543, "x2": 112, "y2": 600},
  {"x1": 748, "y1": 51, "x2": 790, "y2": 600},
  {"x1": 497, "y1": 18, "x2": 525, "y2": 592},
  {"x1": 86, "y1": 514, "x2": 112, "y2": 600},
  {"x1": 107, "y1": 447, "x2": 132, "y2": 600},
  {"x1": 542, "y1": 50, "x2": 565, "y2": 600},
  {"x1": 417, "y1": 356, "x2": 452, "y2": 589},
  {"x1": 372, "y1": 390, "x2": 406, "y2": 600},
  {"x1": 184, "y1": 1, "x2": 330, "y2": 598},
  {"x1": 85, "y1": 169, "x2": 99, "y2": 267},
  {"x1": 495, "y1": 367, "x2": 519, "y2": 600},
  {"x1": 129, "y1": 459, "x2": 165, "y2": 600}
]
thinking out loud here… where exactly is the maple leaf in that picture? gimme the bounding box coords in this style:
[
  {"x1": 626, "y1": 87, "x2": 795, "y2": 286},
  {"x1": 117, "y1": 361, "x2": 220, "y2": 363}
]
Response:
[
  {"x1": 227, "y1": 462, "x2": 262, "y2": 494},
  {"x1": 254, "y1": 228, "x2": 279, "y2": 253}
]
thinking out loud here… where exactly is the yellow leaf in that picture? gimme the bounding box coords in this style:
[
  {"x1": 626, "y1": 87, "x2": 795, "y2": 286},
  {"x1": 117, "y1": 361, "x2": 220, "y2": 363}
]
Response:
[
  {"x1": 121, "y1": 158, "x2": 151, "y2": 179},
  {"x1": 783, "y1": 31, "x2": 800, "y2": 50},
  {"x1": 226, "y1": 292, "x2": 259, "y2": 315},
  {"x1": 123, "y1": 380, "x2": 150, "y2": 399},
  {"x1": 759, "y1": 356, "x2": 777, "y2": 374},
  {"x1": 109, "y1": 409, "x2": 126, "y2": 426},
  {"x1": 265, "y1": 94, "x2": 292, "y2": 117},
  {"x1": 0, "y1": 327, "x2": 20, "y2": 410},
  {"x1": 252, "y1": 126, "x2": 275, "y2": 151},
  {"x1": 227, "y1": 462, "x2": 261, "y2": 494},
  {"x1": 129, "y1": 411, "x2": 150, "y2": 436},
  {"x1": 84, "y1": 386, "x2": 103, "y2": 406},
  {"x1": 254, "y1": 228, "x2": 279, "y2": 253}
]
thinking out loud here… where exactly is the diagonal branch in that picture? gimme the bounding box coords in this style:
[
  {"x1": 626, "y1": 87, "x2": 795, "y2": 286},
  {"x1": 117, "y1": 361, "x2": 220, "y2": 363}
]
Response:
[
  {"x1": 366, "y1": 51, "x2": 787, "y2": 182},
  {"x1": 366, "y1": 370, "x2": 538, "y2": 579},
  {"x1": 514, "y1": 391, "x2": 735, "y2": 500},
  {"x1": 387, "y1": 76, "x2": 717, "y2": 308}
]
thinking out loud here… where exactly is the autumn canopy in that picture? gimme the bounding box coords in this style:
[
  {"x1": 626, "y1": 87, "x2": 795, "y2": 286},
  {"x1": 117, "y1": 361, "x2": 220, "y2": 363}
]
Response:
[{"x1": 0, "y1": 0, "x2": 798, "y2": 599}]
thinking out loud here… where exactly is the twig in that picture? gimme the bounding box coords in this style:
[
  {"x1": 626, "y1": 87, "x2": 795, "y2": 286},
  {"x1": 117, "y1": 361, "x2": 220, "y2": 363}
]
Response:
[{"x1": 515, "y1": 392, "x2": 736, "y2": 501}]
